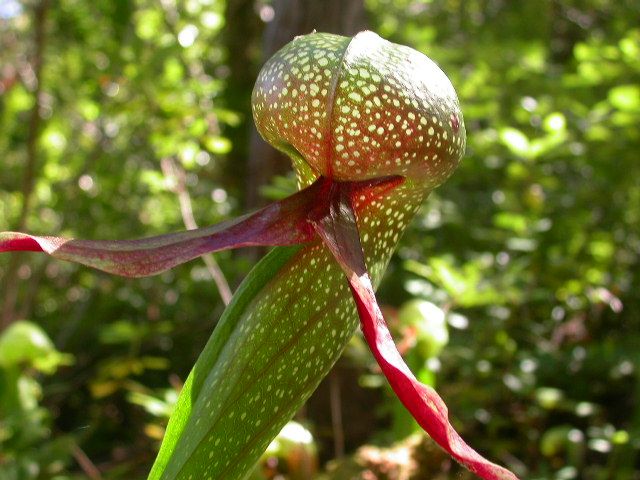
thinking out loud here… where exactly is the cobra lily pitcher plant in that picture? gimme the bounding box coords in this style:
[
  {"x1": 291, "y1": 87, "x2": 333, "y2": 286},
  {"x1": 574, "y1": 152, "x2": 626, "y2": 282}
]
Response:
[{"x1": 0, "y1": 31, "x2": 519, "y2": 480}]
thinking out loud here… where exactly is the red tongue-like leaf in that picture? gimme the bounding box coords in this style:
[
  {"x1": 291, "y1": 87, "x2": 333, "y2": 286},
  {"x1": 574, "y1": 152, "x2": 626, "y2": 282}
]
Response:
[
  {"x1": 0, "y1": 175, "x2": 401, "y2": 278},
  {"x1": 0, "y1": 179, "x2": 325, "y2": 277},
  {"x1": 310, "y1": 182, "x2": 519, "y2": 480}
]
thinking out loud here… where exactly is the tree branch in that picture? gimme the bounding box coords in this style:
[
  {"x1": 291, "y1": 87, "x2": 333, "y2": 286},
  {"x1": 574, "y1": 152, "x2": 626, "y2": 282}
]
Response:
[
  {"x1": 329, "y1": 368, "x2": 345, "y2": 458},
  {"x1": 160, "y1": 158, "x2": 233, "y2": 305}
]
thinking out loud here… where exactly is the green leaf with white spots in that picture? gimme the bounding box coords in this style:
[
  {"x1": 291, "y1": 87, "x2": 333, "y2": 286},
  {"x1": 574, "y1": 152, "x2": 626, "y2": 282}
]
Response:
[
  {"x1": 150, "y1": 242, "x2": 362, "y2": 480},
  {"x1": 149, "y1": 178, "x2": 427, "y2": 480},
  {"x1": 148, "y1": 245, "x2": 302, "y2": 479}
]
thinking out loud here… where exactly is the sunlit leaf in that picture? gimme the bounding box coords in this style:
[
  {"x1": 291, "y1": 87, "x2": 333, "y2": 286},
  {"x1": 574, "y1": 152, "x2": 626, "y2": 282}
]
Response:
[
  {"x1": 608, "y1": 85, "x2": 640, "y2": 111},
  {"x1": 0, "y1": 321, "x2": 73, "y2": 374},
  {"x1": 500, "y1": 127, "x2": 530, "y2": 158}
]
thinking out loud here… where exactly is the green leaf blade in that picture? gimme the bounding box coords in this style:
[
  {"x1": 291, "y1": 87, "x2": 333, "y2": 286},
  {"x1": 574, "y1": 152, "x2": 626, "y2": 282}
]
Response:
[{"x1": 151, "y1": 243, "x2": 359, "y2": 480}]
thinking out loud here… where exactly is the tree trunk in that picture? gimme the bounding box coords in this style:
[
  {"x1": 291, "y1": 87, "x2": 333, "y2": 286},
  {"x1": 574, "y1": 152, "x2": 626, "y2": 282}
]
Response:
[
  {"x1": 222, "y1": 0, "x2": 263, "y2": 194},
  {"x1": 1, "y1": 0, "x2": 50, "y2": 329}
]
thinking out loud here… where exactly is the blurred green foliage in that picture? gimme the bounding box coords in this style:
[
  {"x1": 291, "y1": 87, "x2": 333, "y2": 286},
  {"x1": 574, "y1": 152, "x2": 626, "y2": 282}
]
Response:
[
  {"x1": 0, "y1": 0, "x2": 638, "y2": 479},
  {"x1": 369, "y1": 1, "x2": 640, "y2": 478},
  {"x1": 0, "y1": 322, "x2": 75, "y2": 479}
]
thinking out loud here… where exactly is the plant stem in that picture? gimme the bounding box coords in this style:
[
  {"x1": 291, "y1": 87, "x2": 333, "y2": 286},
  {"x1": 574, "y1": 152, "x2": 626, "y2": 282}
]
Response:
[
  {"x1": 160, "y1": 158, "x2": 233, "y2": 305},
  {"x1": 329, "y1": 368, "x2": 345, "y2": 458},
  {"x1": 71, "y1": 444, "x2": 103, "y2": 480}
]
